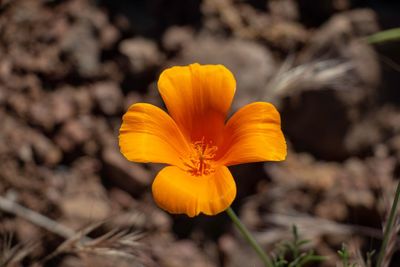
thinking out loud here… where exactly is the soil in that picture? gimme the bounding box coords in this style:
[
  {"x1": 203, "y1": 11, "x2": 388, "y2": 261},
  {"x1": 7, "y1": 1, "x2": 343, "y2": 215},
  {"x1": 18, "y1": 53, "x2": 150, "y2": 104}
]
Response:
[{"x1": 0, "y1": 0, "x2": 399, "y2": 266}]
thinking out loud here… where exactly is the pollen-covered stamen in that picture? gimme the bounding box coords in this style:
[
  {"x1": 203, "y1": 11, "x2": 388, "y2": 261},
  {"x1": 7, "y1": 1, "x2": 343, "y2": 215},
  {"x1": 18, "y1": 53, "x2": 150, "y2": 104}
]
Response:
[{"x1": 183, "y1": 137, "x2": 218, "y2": 176}]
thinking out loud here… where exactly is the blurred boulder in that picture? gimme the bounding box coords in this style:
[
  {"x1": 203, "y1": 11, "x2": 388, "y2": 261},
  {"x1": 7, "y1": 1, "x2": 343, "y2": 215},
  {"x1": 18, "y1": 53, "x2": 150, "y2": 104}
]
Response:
[
  {"x1": 154, "y1": 240, "x2": 215, "y2": 267},
  {"x1": 55, "y1": 118, "x2": 92, "y2": 153},
  {"x1": 61, "y1": 19, "x2": 100, "y2": 77},
  {"x1": 268, "y1": 0, "x2": 299, "y2": 21},
  {"x1": 91, "y1": 82, "x2": 124, "y2": 115},
  {"x1": 119, "y1": 38, "x2": 164, "y2": 73},
  {"x1": 162, "y1": 26, "x2": 195, "y2": 52}
]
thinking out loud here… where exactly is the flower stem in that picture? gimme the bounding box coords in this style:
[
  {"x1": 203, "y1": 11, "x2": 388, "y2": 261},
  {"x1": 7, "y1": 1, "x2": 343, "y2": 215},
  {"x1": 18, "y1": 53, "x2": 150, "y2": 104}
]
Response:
[
  {"x1": 366, "y1": 27, "x2": 400, "y2": 44},
  {"x1": 376, "y1": 179, "x2": 400, "y2": 267},
  {"x1": 226, "y1": 207, "x2": 273, "y2": 267}
]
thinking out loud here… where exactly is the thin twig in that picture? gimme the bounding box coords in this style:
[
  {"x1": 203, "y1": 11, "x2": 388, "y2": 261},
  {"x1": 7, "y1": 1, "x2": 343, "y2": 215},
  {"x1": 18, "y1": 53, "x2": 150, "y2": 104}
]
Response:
[{"x1": 0, "y1": 195, "x2": 76, "y2": 239}]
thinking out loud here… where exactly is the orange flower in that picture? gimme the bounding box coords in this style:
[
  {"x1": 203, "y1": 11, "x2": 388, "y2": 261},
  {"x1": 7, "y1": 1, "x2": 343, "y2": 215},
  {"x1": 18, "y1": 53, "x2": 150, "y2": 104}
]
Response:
[{"x1": 119, "y1": 63, "x2": 286, "y2": 217}]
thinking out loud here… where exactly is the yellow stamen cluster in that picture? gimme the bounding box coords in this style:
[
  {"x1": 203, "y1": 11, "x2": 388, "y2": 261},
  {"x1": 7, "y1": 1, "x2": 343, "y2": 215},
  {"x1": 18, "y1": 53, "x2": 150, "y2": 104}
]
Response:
[{"x1": 183, "y1": 138, "x2": 218, "y2": 176}]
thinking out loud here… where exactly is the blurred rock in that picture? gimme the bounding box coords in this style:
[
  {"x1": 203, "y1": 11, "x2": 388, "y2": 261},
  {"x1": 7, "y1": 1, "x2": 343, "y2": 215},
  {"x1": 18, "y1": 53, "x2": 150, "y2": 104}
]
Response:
[
  {"x1": 100, "y1": 24, "x2": 120, "y2": 50},
  {"x1": 58, "y1": 256, "x2": 85, "y2": 267},
  {"x1": 282, "y1": 90, "x2": 352, "y2": 160},
  {"x1": 264, "y1": 152, "x2": 390, "y2": 220},
  {"x1": 119, "y1": 38, "x2": 164, "y2": 73},
  {"x1": 72, "y1": 87, "x2": 94, "y2": 115},
  {"x1": 162, "y1": 26, "x2": 195, "y2": 52},
  {"x1": 91, "y1": 82, "x2": 124, "y2": 115},
  {"x1": 60, "y1": 168, "x2": 111, "y2": 223},
  {"x1": 268, "y1": 0, "x2": 299, "y2": 21},
  {"x1": 61, "y1": 19, "x2": 100, "y2": 77},
  {"x1": 315, "y1": 200, "x2": 348, "y2": 221},
  {"x1": 219, "y1": 234, "x2": 263, "y2": 267},
  {"x1": 30, "y1": 99, "x2": 55, "y2": 130},
  {"x1": 60, "y1": 193, "x2": 111, "y2": 222},
  {"x1": 55, "y1": 118, "x2": 91, "y2": 152},
  {"x1": 30, "y1": 130, "x2": 62, "y2": 166},
  {"x1": 15, "y1": 218, "x2": 42, "y2": 244},
  {"x1": 154, "y1": 240, "x2": 215, "y2": 267},
  {"x1": 51, "y1": 89, "x2": 76, "y2": 124},
  {"x1": 262, "y1": 20, "x2": 308, "y2": 50}
]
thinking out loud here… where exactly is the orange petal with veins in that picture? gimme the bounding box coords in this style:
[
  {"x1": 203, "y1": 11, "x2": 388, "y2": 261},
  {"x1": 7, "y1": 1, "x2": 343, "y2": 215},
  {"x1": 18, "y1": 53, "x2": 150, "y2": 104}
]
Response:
[
  {"x1": 152, "y1": 166, "x2": 236, "y2": 217},
  {"x1": 158, "y1": 63, "x2": 236, "y2": 143},
  {"x1": 119, "y1": 103, "x2": 190, "y2": 168},
  {"x1": 218, "y1": 102, "x2": 287, "y2": 166}
]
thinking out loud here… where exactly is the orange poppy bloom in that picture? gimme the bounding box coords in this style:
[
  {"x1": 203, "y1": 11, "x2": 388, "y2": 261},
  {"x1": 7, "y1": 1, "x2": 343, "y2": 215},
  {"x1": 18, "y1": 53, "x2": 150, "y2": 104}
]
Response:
[{"x1": 119, "y1": 63, "x2": 286, "y2": 217}]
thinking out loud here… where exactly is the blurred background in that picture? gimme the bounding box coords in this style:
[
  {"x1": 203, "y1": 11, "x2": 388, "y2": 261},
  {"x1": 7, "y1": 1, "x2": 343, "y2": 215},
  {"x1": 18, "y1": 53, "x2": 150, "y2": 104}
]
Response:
[{"x1": 0, "y1": 0, "x2": 400, "y2": 266}]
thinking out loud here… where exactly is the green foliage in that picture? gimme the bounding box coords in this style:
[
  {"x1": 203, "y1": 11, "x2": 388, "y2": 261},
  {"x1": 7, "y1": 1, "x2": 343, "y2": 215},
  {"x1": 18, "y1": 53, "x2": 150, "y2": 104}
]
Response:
[
  {"x1": 338, "y1": 244, "x2": 358, "y2": 267},
  {"x1": 366, "y1": 250, "x2": 375, "y2": 267},
  {"x1": 337, "y1": 243, "x2": 375, "y2": 267},
  {"x1": 271, "y1": 226, "x2": 326, "y2": 267}
]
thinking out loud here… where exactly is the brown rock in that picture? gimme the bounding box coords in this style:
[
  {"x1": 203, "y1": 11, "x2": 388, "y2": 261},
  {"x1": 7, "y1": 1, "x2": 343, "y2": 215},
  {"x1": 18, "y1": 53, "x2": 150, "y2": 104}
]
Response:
[
  {"x1": 58, "y1": 256, "x2": 85, "y2": 267},
  {"x1": 55, "y1": 118, "x2": 91, "y2": 152},
  {"x1": 162, "y1": 26, "x2": 194, "y2": 52},
  {"x1": 268, "y1": 0, "x2": 299, "y2": 21},
  {"x1": 119, "y1": 38, "x2": 164, "y2": 73},
  {"x1": 61, "y1": 19, "x2": 100, "y2": 77},
  {"x1": 30, "y1": 98, "x2": 55, "y2": 130},
  {"x1": 91, "y1": 82, "x2": 123, "y2": 115},
  {"x1": 51, "y1": 89, "x2": 76, "y2": 124},
  {"x1": 154, "y1": 240, "x2": 216, "y2": 267},
  {"x1": 219, "y1": 234, "x2": 264, "y2": 267},
  {"x1": 30, "y1": 130, "x2": 62, "y2": 166},
  {"x1": 60, "y1": 193, "x2": 111, "y2": 222}
]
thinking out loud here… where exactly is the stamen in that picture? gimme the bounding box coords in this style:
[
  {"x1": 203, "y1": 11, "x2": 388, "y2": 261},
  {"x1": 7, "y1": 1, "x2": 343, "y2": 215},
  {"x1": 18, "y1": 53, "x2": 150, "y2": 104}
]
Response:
[{"x1": 183, "y1": 137, "x2": 217, "y2": 176}]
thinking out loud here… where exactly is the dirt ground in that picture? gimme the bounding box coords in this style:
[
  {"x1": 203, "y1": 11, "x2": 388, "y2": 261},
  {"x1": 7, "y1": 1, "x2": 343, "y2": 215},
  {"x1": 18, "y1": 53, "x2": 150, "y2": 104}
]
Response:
[{"x1": 0, "y1": 0, "x2": 400, "y2": 266}]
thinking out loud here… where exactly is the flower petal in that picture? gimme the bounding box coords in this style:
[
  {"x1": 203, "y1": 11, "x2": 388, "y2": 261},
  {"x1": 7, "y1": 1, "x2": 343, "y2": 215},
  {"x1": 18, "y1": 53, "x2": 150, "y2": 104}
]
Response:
[
  {"x1": 119, "y1": 103, "x2": 190, "y2": 167},
  {"x1": 158, "y1": 63, "x2": 236, "y2": 143},
  {"x1": 152, "y1": 166, "x2": 236, "y2": 217},
  {"x1": 218, "y1": 102, "x2": 287, "y2": 166}
]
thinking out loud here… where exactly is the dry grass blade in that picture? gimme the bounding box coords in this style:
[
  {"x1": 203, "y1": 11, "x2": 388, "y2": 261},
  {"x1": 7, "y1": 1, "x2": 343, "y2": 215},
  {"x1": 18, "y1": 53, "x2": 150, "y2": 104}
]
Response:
[
  {"x1": 43, "y1": 221, "x2": 102, "y2": 262},
  {"x1": 0, "y1": 233, "x2": 38, "y2": 267},
  {"x1": 43, "y1": 222, "x2": 144, "y2": 263},
  {"x1": 381, "y1": 218, "x2": 400, "y2": 267},
  {"x1": 74, "y1": 229, "x2": 144, "y2": 260},
  {"x1": 0, "y1": 195, "x2": 76, "y2": 239},
  {"x1": 265, "y1": 58, "x2": 354, "y2": 102},
  {"x1": 0, "y1": 195, "x2": 145, "y2": 265},
  {"x1": 380, "y1": 181, "x2": 400, "y2": 267}
]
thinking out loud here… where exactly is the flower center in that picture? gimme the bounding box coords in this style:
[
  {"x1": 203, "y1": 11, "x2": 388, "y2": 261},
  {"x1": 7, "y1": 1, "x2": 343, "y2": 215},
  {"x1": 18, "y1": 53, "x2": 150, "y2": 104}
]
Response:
[{"x1": 183, "y1": 137, "x2": 218, "y2": 176}]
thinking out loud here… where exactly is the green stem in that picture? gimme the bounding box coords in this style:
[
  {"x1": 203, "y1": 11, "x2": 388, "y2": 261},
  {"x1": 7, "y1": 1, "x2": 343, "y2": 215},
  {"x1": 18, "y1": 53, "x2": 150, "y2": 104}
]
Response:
[
  {"x1": 226, "y1": 207, "x2": 273, "y2": 267},
  {"x1": 366, "y1": 27, "x2": 400, "y2": 44},
  {"x1": 376, "y1": 179, "x2": 400, "y2": 267}
]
